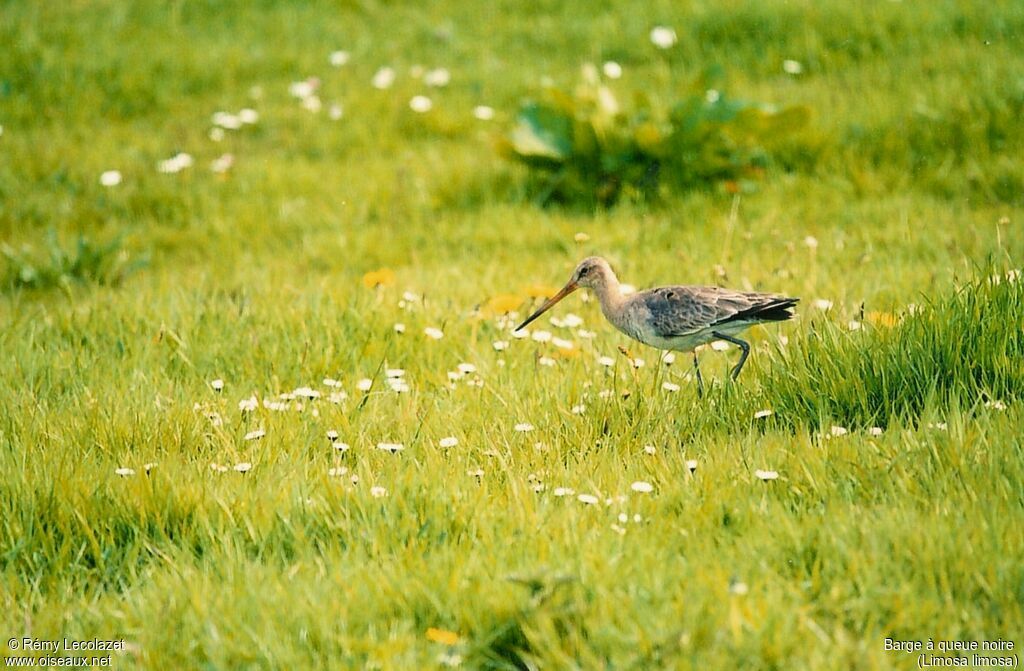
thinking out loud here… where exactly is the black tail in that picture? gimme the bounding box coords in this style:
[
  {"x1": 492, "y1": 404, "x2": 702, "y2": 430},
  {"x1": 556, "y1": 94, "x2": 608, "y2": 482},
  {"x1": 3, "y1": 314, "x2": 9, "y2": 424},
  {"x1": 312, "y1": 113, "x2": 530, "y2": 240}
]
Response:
[{"x1": 726, "y1": 297, "x2": 799, "y2": 324}]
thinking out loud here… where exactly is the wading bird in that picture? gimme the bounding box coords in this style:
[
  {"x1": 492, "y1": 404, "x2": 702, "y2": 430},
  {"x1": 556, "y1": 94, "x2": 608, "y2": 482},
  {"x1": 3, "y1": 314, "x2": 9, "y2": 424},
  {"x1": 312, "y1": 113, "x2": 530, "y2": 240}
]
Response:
[{"x1": 516, "y1": 257, "x2": 798, "y2": 395}]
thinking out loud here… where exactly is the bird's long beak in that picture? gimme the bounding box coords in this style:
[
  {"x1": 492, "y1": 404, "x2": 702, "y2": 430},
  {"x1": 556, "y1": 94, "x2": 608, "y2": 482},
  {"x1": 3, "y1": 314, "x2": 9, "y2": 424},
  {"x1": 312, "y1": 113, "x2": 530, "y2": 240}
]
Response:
[{"x1": 515, "y1": 281, "x2": 578, "y2": 331}]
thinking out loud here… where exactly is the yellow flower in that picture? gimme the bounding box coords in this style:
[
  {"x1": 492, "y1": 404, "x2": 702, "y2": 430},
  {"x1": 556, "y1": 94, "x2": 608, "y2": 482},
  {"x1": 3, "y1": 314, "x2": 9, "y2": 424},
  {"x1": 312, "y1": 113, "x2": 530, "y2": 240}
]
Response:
[
  {"x1": 866, "y1": 311, "x2": 897, "y2": 327},
  {"x1": 525, "y1": 284, "x2": 561, "y2": 298},
  {"x1": 426, "y1": 628, "x2": 460, "y2": 645},
  {"x1": 483, "y1": 294, "x2": 524, "y2": 316},
  {"x1": 634, "y1": 122, "x2": 663, "y2": 153},
  {"x1": 362, "y1": 268, "x2": 395, "y2": 289}
]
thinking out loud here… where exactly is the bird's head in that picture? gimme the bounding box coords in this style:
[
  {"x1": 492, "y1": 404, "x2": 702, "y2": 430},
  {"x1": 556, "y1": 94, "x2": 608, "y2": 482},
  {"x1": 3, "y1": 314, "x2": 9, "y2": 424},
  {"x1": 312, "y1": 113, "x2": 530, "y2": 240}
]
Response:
[
  {"x1": 570, "y1": 256, "x2": 615, "y2": 290},
  {"x1": 515, "y1": 256, "x2": 616, "y2": 331}
]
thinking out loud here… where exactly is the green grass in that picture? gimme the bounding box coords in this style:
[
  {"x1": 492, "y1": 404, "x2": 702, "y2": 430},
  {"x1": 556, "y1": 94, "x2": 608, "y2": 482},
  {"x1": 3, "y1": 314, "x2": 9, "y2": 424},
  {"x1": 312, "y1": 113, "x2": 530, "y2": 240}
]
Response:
[{"x1": 1, "y1": 0, "x2": 1023, "y2": 668}]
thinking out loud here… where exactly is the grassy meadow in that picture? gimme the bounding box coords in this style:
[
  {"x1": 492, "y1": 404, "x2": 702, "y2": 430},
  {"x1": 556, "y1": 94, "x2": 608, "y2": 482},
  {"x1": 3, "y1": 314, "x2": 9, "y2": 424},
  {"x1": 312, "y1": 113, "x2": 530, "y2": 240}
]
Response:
[{"x1": 2, "y1": 0, "x2": 1024, "y2": 668}]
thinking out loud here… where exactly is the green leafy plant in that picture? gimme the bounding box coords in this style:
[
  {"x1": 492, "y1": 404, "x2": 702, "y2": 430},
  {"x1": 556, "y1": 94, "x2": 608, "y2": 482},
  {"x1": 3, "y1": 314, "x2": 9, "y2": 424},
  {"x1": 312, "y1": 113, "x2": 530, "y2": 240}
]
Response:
[
  {"x1": 1, "y1": 229, "x2": 147, "y2": 293},
  {"x1": 499, "y1": 66, "x2": 812, "y2": 205}
]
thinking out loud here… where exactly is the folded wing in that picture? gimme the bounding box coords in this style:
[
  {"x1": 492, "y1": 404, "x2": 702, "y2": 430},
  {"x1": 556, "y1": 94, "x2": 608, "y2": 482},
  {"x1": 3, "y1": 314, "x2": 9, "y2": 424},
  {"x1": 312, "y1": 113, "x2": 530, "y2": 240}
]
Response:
[{"x1": 643, "y1": 286, "x2": 798, "y2": 339}]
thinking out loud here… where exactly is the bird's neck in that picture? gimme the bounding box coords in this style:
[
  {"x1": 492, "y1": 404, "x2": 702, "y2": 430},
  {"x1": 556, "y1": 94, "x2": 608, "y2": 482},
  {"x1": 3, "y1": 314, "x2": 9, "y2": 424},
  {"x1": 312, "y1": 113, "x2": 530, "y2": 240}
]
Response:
[{"x1": 593, "y1": 273, "x2": 625, "y2": 319}]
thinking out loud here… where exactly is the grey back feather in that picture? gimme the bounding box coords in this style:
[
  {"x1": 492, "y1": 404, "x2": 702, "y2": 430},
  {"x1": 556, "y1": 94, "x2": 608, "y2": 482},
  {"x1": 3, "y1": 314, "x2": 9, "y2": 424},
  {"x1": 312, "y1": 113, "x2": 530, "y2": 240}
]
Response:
[{"x1": 639, "y1": 286, "x2": 788, "y2": 338}]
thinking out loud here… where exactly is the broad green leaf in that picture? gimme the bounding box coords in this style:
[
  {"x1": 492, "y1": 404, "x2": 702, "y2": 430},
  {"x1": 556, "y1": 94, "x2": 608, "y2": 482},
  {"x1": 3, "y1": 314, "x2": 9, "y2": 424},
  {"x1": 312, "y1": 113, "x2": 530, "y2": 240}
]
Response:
[{"x1": 509, "y1": 103, "x2": 572, "y2": 161}]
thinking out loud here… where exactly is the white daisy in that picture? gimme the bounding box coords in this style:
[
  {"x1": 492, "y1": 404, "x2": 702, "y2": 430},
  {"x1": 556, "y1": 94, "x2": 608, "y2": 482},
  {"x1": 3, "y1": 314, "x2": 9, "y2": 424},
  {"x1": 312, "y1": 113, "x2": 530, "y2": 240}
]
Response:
[
  {"x1": 649, "y1": 26, "x2": 678, "y2": 49},
  {"x1": 473, "y1": 105, "x2": 495, "y2": 120},
  {"x1": 288, "y1": 79, "x2": 318, "y2": 99},
  {"x1": 783, "y1": 59, "x2": 803, "y2": 75},
  {"x1": 157, "y1": 152, "x2": 194, "y2": 174},
  {"x1": 301, "y1": 96, "x2": 322, "y2": 113},
  {"x1": 423, "y1": 68, "x2": 451, "y2": 87},
  {"x1": 210, "y1": 153, "x2": 234, "y2": 174},
  {"x1": 551, "y1": 337, "x2": 574, "y2": 350},
  {"x1": 409, "y1": 95, "x2": 433, "y2": 113},
  {"x1": 561, "y1": 313, "x2": 585, "y2": 328},
  {"x1": 813, "y1": 298, "x2": 834, "y2": 310},
  {"x1": 372, "y1": 67, "x2": 396, "y2": 89},
  {"x1": 99, "y1": 170, "x2": 122, "y2": 187}
]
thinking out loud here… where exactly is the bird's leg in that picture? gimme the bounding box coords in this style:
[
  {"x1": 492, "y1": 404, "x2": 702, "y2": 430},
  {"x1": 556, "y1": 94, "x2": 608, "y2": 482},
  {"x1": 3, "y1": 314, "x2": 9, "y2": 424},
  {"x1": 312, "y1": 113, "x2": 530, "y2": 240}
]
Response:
[
  {"x1": 692, "y1": 351, "x2": 704, "y2": 398},
  {"x1": 711, "y1": 331, "x2": 751, "y2": 381}
]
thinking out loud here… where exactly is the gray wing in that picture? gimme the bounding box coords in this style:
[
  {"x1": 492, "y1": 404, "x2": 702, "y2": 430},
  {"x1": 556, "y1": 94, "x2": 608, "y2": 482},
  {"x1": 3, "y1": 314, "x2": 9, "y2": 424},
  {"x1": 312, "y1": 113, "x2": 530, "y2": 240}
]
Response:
[{"x1": 640, "y1": 286, "x2": 784, "y2": 338}]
